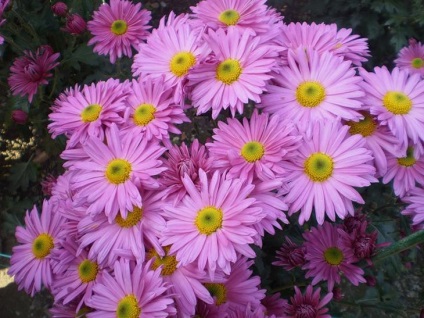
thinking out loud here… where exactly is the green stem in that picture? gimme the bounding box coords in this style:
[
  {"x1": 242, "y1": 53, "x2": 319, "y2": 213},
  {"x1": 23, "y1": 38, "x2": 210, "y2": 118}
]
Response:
[
  {"x1": 373, "y1": 230, "x2": 424, "y2": 263},
  {"x1": 0, "y1": 253, "x2": 11, "y2": 259}
]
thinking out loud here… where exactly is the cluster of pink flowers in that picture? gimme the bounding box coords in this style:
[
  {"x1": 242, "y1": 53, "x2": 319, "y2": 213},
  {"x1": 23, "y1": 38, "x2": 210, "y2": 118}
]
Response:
[{"x1": 6, "y1": 0, "x2": 424, "y2": 317}]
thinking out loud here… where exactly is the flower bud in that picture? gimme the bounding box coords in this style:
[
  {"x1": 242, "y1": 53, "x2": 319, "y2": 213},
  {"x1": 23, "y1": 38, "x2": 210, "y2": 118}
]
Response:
[
  {"x1": 62, "y1": 13, "x2": 86, "y2": 35},
  {"x1": 11, "y1": 110, "x2": 28, "y2": 124},
  {"x1": 51, "y1": 2, "x2": 68, "y2": 17}
]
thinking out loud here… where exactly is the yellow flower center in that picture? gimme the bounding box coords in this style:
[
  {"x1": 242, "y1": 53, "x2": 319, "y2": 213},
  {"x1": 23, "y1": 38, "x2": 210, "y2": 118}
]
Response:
[
  {"x1": 111, "y1": 19, "x2": 128, "y2": 35},
  {"x1": 105, "y1": 159, "x2": 132, "y2": 184},
  {"x1": 347, "y1": 112, "x2": 377, "y2": 137},
  {"x1": 115, "y1": 207, "x2": 143, "y2": 228},
  {"x1": 216, "y1": 59, "x2": 242, "y2": 85},
  {"x1": 148, "y1": 246, "x2": 178, "y2": 276},
  {"x1": 241, "y1": 141, "x2": 265, "y2": 163},
  {"x1": 204, "y1": 283, "x2": 227, "y2": 305},
  {"x1": 411, "y1": 57, "x2": 424, "y2": 69},
  {"x1": 296, "y1": 81, "x2": 326, "y2": 108},
  {"x1": 32, "y1": 233, "x2": 54, "y2": 259},
  {"x1": 324, "y1": 247, "x2": 344, "y2": 265},
  {"x1": 78, "y1": 259, "x2": 98, "y2": 283},
  {"x1": 382, "y1": 91, "x2": 412, "y2": 115},
  {"x1": 81, "y1": 104, "x2": 102, "y2": 123},
  {"x1": 133, "y1": 103, "x2": 156, "y2": 126},
  {"x1": 397, "y1": 147, "x2": 416, "y2": 167},
  {"x1": 170, "y1": 51, "x2": 196, "y2": 77},
  {"x1": 304, "y1": 152, "x2": 334, "y2": 182},
  {"x1": 116, "y1": 294, "x2": 141, "y2": 318},
  {"x1": 195, "y1": 206, "x2": 223, "y2": 235},
  {"x1": 218, "y1": 9, "x2": 240, "y2": 26}
]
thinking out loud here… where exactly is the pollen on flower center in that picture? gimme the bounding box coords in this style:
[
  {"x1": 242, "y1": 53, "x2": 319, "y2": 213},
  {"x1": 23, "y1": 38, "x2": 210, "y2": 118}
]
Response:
[
  {"x1": 241, "y1": 141, "x2": 265, "y2": 163},
  {"x1": 78, "y1": 259, "x2": 98, "y2": 283},
  {"x1": 116, "y1": 294, "x2": 141, "y2": 318},
  {"x1": 81, "y1": 104, "x2": 102, "y2": 123},
  {"x1": 411, "y1": 57, "x2": 424, "y2": 69},
  {"x1": 32, "y1": 233, "x2": 54, "y2": 259},
  {"x1": 382, "y1": 91, "x2": 412, "y2": 115},
  {"x1": 111, "y1": 19, "x2": 128, "y2": 35},
  {"x1": 170, "y1": 51, "x2": 196, "y2": 77},
  {"x1": 397, "y1": 147, "x2": 416, "y2": 167},
  {"x1": 195, "y1": 206, "x2": 223, "y2": 235},
  {"x1": 296, "y1": 81, "x2": 326, "y2": 108},
  {"x1": 133, "y1": 103, "x2": 156, "y2": 126},
  {"x1": 115, "y1": 207, "x2": 143, "y2": 228},
  {"x1": 105, "y1": 159, "x2": 132, "y2": 184},
  {"x1": 218, "y1": 9, "x2": 240, "y2": 26},
  {"x1": 216, "y1": 59, "x2": 242, "y2": 85},
  {"x1": 347, "y1": 112, "x2": 377, "y2": 137},
  {"x1": 304, "y1": 152, "x2": 334, "y2": 182},
  {"x1": 323, "y1": 247, "x2": 344, "y2": 265},
  {"x1": 204, "y1": 283, "x2": 227, "y2": 306},
  {"x1": 148, "y1": 246, "x2": 178, "y2": 276}
]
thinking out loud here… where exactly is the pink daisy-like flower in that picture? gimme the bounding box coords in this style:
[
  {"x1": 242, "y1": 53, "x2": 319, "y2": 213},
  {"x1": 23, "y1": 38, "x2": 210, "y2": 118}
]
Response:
[
  {"x1": 401, "y1": 185, "x2": 424, "y2": 230},
  {"x1": 8, "y1": 199, "x2": 65, "y2": 296},
  {"x1": 188, "y1": 27, "x2": 278, "y2": 119},
  {"x1": 261, "y1": 293, "x2": 288, "y2": 317},
  {"x1": 283, "y1": 285, "x2": 333, "y2": 318},
  {"x1": 0, "y1": 0, "x2": 10, "y2": 45},
  {"x1": 190, "y1": 0, "x2": 271, "y2": 35},
  {"x1": 382, "y1": 145, "x2": 424, "y2": 197},
  {"x1": 87, "y1": 0, "x2": 151, "y2": 63},
  {"x1": 122, "y1": 77, "x2": 189, "y2": 145},
  {"x1": 303, "y1": 222, "x2": 366, "y2": 291},
  {"x1": 86, "y1": 259, "x2": 176, "y2": 317},
  {"x1": 8, "y1": 45, "x2": 60, "y2": 102},
  {"x1": 259, "y1": 48, "x2": 363, "y2": 131},
  {"x1": 332, "y1": 26, "x2": 370, "y2": 66},
  {"x1": 359, "y1": 66, "x2": 424, "y2": 154},
  {"x1": 273, "y1": 236, "x2": 306, "y2": 271},
  {"x1": 283, "y1": 120, "x2": 377, "y2": 225},
  {"x1": 394, "y1": 38, "x2": 424, "y2": 77},
  {"x1": 160, "y1": 169, "x2": 264, "y2": 277},
  {"x1": 71, "y1": 124, "x2": 166, "y2": 221},
  {"x1": 48, "y1": 79, "x2": 129, "y2": 148},
  {"x1": 206, "y1": 110, "x2": 301, "y2": 182}
]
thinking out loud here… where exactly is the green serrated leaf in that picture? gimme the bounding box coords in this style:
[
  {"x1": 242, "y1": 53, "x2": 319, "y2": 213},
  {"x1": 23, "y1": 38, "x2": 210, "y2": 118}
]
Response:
[{"x1": 8, "y1": 160, "x2": 38, "y2": 191}]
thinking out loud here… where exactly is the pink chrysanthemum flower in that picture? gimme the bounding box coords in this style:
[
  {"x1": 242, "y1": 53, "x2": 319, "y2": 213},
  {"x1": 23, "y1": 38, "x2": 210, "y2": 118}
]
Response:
[
  {"x1": 206, "y1": 110, "x2": 301, "y2": 182},
  {"x1": 359, "y1": 66, "x2": 424, "y2": 154},
  {"x1": 0, "y1": 0, "x2": 10, "y2": 45},
  {"x1": 8, "y1": 46, "x2": 60, "y2": 102},
  {"x1": 48, "y1": 79, "x2": 129, "y2": 148},
  {"x1": 159, "y1": 139, "x2": 213, "y2": 205},
  {"x1": 283, "y1": 285, "x2": 333, "y2": 318},
  {"x1": 86, "y1": 259, "x2": 176, "y2": 317},
  {"x1": 259, "y1": 48, "x2": 363, "y2": 131},
  {"x1": 71, "y1": 124, "x2": 166, "y2": 221},
  {"x1": 303, "y1": 222, "x2": 366, "y2": 291},
  {"x1": 401, "y1": 185, "x2": 424, "y2": 230},
  {"x1": 394, "y1": 39, "x2": 424, "y2": 77},
  {"x1": 332, "y1": 26, "x2": 370, "y2": 66},
  {"x1": 261, "y1": 293, "x2": 288, "y2": 317},
  {"x1": 284, "y1": 121, "x2": 376, "y2": 225},
  {"x1": 122, "y1": 77, "x2": 189, "y2": 145},
  {"x1": 273, "y1": 236, "x2": 306, "y2": 271},
  {"x1": 161, "y1": 169, "x2": 264, "y2": 277},
  {"x1": 8, "y1": 199, "x2": 65, "y2": 296},
  {"x1": 188, "y1": 27, "x2": 278, "y2": 119},
  {"x1": 190, "y1": 0, "x2": 271, "y2": 35},
  {"x1": 87, "y1": 0, "x2": 151, "y2": 63},
  {"x1": 77, "y1": 189, "x2": 166, "y2": 267},
  {"x1": 382, "y1": 145, "x2": 424, "y2": 197}
]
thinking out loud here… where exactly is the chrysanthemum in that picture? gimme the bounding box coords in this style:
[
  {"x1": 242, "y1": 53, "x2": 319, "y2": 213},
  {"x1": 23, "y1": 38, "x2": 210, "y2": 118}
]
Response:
[
  {"x1": 206, "y1": 110, "x2": 301, "y2": 182},
  {"x1": 382, "y1": 145, "x2": 424, "y2": 197},
  {"x1": 303, "y1": 222, "x2": 366, "y2": 291},
  {"x1": 401, "y1": 185, "x2": 424, "y2": 230},
  {"x1": 70, "y1": 124, "x2": 166, "y2": 221},
  {"x1": 273, "y1": 236, "x2": 306, "y2": 271},
  {"x1": 8, "y1": 45, "x2": 60, "y2": 102},
  {"x1": 261, "y1": 293, "x2": 288, "y2": 317},
  {"x1": 121, "y1": 77, "x2": 189, "y2": 145},
  {"x1": 48, "y1": 79, "x2": 129, "y2": 148},
  {"x1": 331, "y1": 26, "x2": 370, "y2": 66},
  {"x1": 160, "y1": 169, "x2": 264, "y2": 277},
  {"x1": 359, "y1": 66, "x2": 424, "y2": 154},
  {"x1": 87, "y1": 0, "x2": 151, "y2": 63},
  {"x1": 394, "y1": 39, "x2": 424, "y2": 77},
  {"x1": 86, "y1": 259, "x2": 176, "y2": 317},
  {"x1": 190, "y1": 0, "x2": 271, "y2": 35},
  {"x1": 283, "y1": 121, "x2": 376, "y2": 225},
  {"x1": 0, "y1": 0, "x2": 10, "y2": 45},
  {"x1": 188, "y1": 27, "x2": 278, "y2": 119},
  {"x1": 8, "y1": 199, "x2": 65, "y2": 296},
  {"x1": 283, "y1": 285, "x2": 333, "y2": 318},
  {"x1": 259, "y1": 48, "x2": 363, "y2": 131}
]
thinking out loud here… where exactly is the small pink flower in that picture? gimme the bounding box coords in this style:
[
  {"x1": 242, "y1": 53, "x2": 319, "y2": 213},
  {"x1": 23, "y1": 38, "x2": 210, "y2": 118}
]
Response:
[{"x1": 284, "y1": 285, "x2": 333, "y2": 318}]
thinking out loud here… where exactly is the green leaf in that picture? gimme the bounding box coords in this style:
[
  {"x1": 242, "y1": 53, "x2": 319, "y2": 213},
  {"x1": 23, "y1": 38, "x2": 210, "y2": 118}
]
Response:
[{"x1": 8, "y1": 160, "x2": 38, "y2": 191}]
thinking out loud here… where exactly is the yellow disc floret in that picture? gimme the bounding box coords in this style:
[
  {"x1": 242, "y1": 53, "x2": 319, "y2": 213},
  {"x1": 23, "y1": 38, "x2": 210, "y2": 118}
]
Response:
[
  {"x1": 148, "y1": 246, "x2": 178, "y2": 276},
  {"x1": 241, "y1": 141, "x2": 265, "y2": 163},
  {"x1": 170, "y1": 51, "x2": 196, "y2": 77},
  {"x1": 382, "y1": 91, "x2": 412, "y2": 115},
  {"x1": 32, "y1": 233, "x2": 54, "y2": 259},
  {"x1": 78, "y1": 259, "x2": 98, "y2": 283},
  {"x1": 296, "y1": 81, "x2": 326, "y2": 108},
  {"x1": 81, "y1": 104, "x2": 102, "y2": 123},
  {"x1": 105, "y1": 159, "x2": 132, "y2": 184},
  {"x1": 115, "y1": 207, "x2": 143, "y2": 228},
  {"x1": 133, "y1": 103, "x2": 156, "y2": 126},
  {"x1": 111, "y1": 20, "x2": 128, "y2": 35},
  {"x1": 411, "y1": 57, "x2": 424, "y2": 69},
  {"x1": 218, "y1": 9, "x2": 240, "y2": 26},
  {"x1": 304, "y1": 152, "x2": 334, "y2": 182},
  {"x1": 323, "y1": 247, "x2": 344, "y2": 265},
  {"x1": 397, "y1": 147, "x2": 416, "y2": 167},
  {"x1": 116, "y1": 294, "x2": 141, "y2": 318},
  {"x1": 346, "y1": 112, "x2": 377, "y2": 137},
  {"x1": 195, "y1": 206, "x2": 223, "y2": 235},
  {"x1": 204, "y1": 283, "x2": 227, "y2": 305},
  {"x1": 216, "y1": 59, "x2": 242, "y2": 85}
]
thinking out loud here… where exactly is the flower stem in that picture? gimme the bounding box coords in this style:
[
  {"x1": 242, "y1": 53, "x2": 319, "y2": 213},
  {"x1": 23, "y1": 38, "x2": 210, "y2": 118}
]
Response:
[{"x1": 0, "y1": 253, "x2": 11, "y2": 259}]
